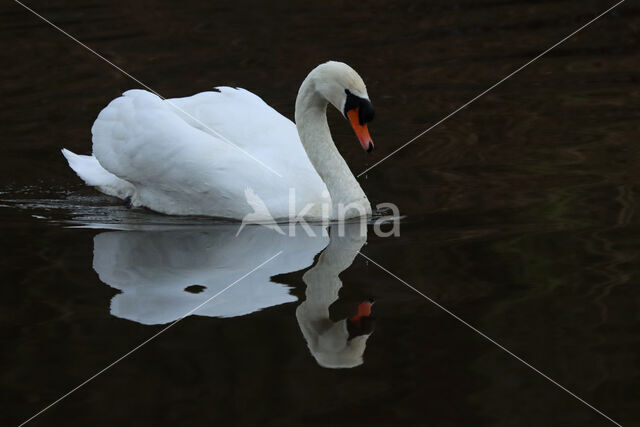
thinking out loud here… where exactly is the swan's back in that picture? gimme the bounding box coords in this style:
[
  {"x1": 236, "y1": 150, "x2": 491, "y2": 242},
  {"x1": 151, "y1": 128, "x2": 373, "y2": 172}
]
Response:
[{"x1": 167, "y1": 87, "x2": 299, "y2": 154}]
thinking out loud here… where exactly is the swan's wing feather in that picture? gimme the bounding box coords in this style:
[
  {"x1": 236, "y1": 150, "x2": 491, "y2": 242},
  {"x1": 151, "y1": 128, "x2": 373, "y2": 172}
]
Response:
[
  {"x1": 166, "y1": 86, "x2": 323, "y2": 187},
  {"x1": 89, "y1": 88, "x2": 325, "y2": 217},
  {"x1": 92, "y1": 90, "x2": 205, "y2": 188},
  {"x1": 91, "y1": 90, "x2": 275, "y2": 214},
  {"x1": 165, "y1": 87, "x2": 302, "y2": 157},
  {"x1": 61, "y1": 148, "x2": 135, "y2": 199}
]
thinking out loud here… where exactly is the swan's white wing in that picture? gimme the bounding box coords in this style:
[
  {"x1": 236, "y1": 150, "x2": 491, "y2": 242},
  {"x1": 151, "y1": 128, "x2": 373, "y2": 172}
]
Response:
[
  {"x1": 165, "y1": 87, "x2": 327, "y2": 203},
  {"x1": 91, "y1": 90, "x2": 282, "y2": 216},
  {"x1": 90, "y1": 88, "x2": 326, "y2": 218},
  {"x1": 61, "y1": 148, "x2": 135, "y2": 199},
  {"x1": 92, "y1": 89, "x2": 215, "y2": 190},
  {"x1": 166, "y1": 87, "x2": 300, "y2": 155},
  {"x1": 166, "y1": 87, "x2": 325, "y2": 179}
]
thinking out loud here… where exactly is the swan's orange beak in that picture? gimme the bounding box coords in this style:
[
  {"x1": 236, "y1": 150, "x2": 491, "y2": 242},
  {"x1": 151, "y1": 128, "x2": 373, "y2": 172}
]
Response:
[{"x1": 347, "y1": 108, "x2": 374, "y2": 153}]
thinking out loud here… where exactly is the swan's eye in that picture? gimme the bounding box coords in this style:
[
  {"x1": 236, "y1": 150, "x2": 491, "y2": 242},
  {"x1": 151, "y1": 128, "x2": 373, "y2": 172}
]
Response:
[{"x1": 344, "y1": 89, "x2": 375, "y2": 125}]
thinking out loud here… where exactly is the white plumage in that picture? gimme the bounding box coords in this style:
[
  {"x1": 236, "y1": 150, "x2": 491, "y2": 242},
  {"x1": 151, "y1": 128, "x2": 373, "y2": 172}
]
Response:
[{"x1": 63, "y1": 62, "x2": 373, "y2": 220}]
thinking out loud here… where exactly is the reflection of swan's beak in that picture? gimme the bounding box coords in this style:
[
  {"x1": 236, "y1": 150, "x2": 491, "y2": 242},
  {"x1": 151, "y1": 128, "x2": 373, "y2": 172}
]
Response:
[
  {"x1": 347, "y1": 108, "x2": 374, "y2": 153},
  {"x1": 347, "y1": 299, "x2": 375, "y2": 339},
  {"x1": 350, "y1": 299, "x2": 374, "y2": 323}
]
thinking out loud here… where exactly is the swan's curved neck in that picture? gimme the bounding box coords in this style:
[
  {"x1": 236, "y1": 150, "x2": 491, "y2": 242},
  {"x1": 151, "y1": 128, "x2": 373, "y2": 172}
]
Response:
[{"x1": 295, "y1": 76, "x2": 370, "y2": 217}]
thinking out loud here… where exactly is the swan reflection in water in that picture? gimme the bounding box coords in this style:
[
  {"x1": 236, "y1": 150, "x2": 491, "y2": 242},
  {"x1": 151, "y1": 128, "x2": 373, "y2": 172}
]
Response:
[
  {"x1": 92, "y1": 223, "x2": 374, "y2": 368},
  {"x1": 296, "y1": 224, "x2": 373, "y2": 368}
]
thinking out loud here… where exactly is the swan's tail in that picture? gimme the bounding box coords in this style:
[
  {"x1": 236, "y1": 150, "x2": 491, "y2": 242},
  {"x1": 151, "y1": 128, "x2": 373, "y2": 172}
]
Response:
[{"x1": 62, "y1": 149, "x2": 135, "y2": 200}]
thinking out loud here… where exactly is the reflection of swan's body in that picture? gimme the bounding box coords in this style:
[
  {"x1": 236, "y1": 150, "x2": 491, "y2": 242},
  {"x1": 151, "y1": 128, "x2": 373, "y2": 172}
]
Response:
[
  {"x1": 296, "y1": 224, "x2": 372, "y2": 369},
  {"x1": 63, "y1": 61, "x2": 375, "y2": 220},
  {"x1": 91, "y1": 222, "x2": 373, "y2": 368},
  {"x1": 93, "y1": 225, "x2": 328, "y2": 325}
]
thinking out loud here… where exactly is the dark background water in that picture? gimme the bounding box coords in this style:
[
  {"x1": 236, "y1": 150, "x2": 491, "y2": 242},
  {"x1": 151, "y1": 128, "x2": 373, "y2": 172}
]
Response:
[{"x1": 2, "y1": 0, "x2": 640, "y2": 425}]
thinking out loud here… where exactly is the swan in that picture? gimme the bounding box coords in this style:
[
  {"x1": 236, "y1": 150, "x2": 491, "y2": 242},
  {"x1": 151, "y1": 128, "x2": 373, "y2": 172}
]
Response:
[{"x1": 62, "y1": 61, "x2": 375, "y2": 220}]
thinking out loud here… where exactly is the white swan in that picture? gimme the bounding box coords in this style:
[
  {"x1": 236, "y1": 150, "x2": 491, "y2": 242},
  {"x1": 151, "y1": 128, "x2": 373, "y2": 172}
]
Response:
[{"x1": 62, "y1": 61, "x2": 375, "y2": 220}]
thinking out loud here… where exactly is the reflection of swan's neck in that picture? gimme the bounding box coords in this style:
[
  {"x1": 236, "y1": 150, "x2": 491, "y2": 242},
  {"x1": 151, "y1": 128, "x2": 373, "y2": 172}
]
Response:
[
  {"x1": 295, "y1": 75, "x2": 370, "y2": 217},
  {"x1": 296, "y1": 225, "x2": 369, "y2": 368},
  {"x1": 302, "y1": 230, "x2": 364, "y2": 317}
]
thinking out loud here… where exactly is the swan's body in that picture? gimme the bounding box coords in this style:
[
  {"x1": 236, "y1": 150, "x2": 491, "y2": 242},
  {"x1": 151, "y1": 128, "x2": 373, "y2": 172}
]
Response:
[{"x1": 63, "y1": 62, "x2": 375, "y2": 220}]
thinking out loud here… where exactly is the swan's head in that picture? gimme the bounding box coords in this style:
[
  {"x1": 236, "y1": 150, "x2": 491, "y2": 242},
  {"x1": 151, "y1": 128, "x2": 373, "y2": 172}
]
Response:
[{"x1": 311, "y1": 61, "x2": 375, "y2": 153}]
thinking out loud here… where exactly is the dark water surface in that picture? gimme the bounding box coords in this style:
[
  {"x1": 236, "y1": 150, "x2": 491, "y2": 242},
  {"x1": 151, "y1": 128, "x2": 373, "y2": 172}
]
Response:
[{"x1": 2, "y1": 0, "x2": 640, "y2": 425}]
